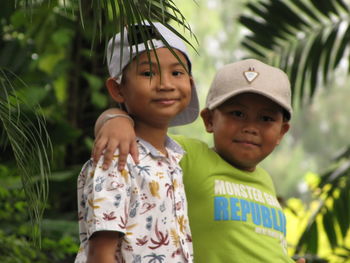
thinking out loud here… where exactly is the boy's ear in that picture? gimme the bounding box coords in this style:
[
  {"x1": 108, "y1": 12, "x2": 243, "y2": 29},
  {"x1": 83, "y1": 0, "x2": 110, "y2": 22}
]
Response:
[
  {"x1": 106, "y1": 77, "x2": 125, "y2": 103},
  {"x1": 200, "y1": 108, "x2": 214, "y2": 133},
  {"x1": 276, "y1": 122, "x2": 290, "y2": 145}
]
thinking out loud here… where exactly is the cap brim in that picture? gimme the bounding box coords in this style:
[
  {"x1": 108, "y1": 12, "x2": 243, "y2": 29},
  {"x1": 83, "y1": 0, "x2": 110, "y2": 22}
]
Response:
[
  {"x1": 208, "y1": 87, "x2": 292, "y2": 119},
  {"x1": 169, "y1": 82, "x2": 199, "y2": 126}
]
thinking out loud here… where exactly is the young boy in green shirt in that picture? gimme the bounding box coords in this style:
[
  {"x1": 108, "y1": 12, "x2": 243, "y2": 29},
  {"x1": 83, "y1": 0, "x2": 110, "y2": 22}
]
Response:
[{"x1": 92, "y1": 59, "x2": 305, "y2": 262}]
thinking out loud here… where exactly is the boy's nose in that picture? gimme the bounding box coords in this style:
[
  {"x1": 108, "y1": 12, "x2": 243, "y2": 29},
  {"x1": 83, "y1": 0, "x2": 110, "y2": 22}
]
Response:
[
  {"x1": 157, "y1": 74, "x2": 175, "y2": 91},
  {"x1": 242, "y1": 122, "x2": 258, "y2": 135}
]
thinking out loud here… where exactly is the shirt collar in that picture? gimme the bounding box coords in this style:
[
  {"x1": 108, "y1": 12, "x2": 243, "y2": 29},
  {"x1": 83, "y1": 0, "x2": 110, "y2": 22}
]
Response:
[{"x1": 136, "y1": 136, "x2": 184, "y2": 158}]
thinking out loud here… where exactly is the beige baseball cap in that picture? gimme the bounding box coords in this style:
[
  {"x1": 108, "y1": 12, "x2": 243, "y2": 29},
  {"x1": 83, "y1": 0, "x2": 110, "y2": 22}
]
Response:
[{"x1": 205, "y1": 59, "x2": 292, "y2": 120}]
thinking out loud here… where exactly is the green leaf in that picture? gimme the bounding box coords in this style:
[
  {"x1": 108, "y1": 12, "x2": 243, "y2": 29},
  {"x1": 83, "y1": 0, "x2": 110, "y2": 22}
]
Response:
[
  {"x1": 322, "y1": 208, "x2": 338, "y2": 249},
  {"x1": 322, "y1": 26, "x2": 338, "y2": 83},
  {"x1": 10, "y1": 9, "x2": 27, "y2": 27},
  {"x1": 91, "y1": 92, "x2": 108, "y2": 109},
  {"x1": 82, "y1": 72, "x2": 103, "y2": 90},
  {"x1": 333, "y1": 182, "x2": 350, "y2": 237},
  {"x1": 289, "y1": 0, "x2": 319, "y2": 22},
  {"x1": 0, "y1": 68, "x2": 52, "y2": 247},
  {"x1": 334, "y1": 24, "x2": 350, "y2": 69},
  {"x1": 308, "y1": 32, "x2": 323, "y2": 100},
  {"x1": 51, "y1": 28, "x2": 74, "y2": 47},
  {"x1": 38, "y1": 53, "x2": 64, "y2": 74}
]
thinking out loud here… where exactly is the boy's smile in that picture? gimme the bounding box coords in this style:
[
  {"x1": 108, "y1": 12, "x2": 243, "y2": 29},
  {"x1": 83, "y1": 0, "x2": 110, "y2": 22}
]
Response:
[
  {"x1": 152, "y1": 95, "x2": 182, "y2": 106},
  {"x1": 201, "y1": 93, "x2": 290, "y2": 172}
]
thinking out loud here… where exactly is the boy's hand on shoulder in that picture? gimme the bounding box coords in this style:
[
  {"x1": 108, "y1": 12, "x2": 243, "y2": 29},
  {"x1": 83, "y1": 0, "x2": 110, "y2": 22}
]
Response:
[{"x1": 92, "y1": 109, "x2": 139, "y2": 171}]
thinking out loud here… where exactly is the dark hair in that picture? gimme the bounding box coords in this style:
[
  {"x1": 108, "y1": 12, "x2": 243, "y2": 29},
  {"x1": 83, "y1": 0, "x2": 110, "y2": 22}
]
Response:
[
  {"x1": 127, "y1": 25, "x2": 161, "y2": 46},
  {"x1": 126, "y1": 24, "x2": 192, "y2": 75},
  {"x1": 282, "y1": 109, "x2": 291, "y2": 122}
]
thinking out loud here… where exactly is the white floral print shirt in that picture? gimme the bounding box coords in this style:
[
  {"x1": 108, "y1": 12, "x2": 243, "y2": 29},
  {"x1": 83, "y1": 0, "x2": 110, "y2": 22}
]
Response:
[{"x1": 75, "y1": 137, "x2": 193, "y2": 263}]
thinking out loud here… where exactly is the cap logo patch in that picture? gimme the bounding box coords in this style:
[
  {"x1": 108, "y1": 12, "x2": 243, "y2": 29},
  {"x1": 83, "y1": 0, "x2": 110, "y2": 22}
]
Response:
[{"x1": 243, "y1": 67, "x2": 259, "y2": 83}]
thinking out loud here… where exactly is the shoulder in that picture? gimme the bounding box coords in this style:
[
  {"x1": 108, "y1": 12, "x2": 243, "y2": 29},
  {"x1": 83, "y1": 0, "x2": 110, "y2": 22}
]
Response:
[
  {"x1": 254, "y1": 166, "x2": 276, "y2": 192},
  {"x1": 82, "y1": 148, "x2": 136, "y2": 181},
  {"x1": 170, "y1": 134, "x2": 209, "y2": 151},
  {"x1": 255, "y1": 166, "x2": 272, "y2": 180}
]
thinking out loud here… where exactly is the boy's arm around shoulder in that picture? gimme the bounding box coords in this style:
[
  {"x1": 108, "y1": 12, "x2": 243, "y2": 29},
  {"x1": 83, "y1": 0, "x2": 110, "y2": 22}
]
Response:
[
  {"x1": 93, "y1": 108, "x2": 139, "y2": 171},
  {"x1": 87, "y1": 231, "x2": 121, "y2": 263}
]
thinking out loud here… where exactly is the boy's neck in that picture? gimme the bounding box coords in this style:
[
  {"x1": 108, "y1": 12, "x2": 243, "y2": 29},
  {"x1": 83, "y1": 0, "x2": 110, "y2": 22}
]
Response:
[{"x1": 135, "y1": 122, "x2": 169, "y2": 155}]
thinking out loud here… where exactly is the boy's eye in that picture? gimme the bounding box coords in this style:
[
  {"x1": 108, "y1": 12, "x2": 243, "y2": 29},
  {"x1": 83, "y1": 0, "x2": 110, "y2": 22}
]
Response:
[
  {"x1": 230, "y1": 110, "x2": 244, "y2": 118},
  {"x1": 141, "y1": 71, "x2": 155, "y2": 77},
  {"x1": 261, "y1": 115, "x2": 275, "y2": 122},
  {"x1": 172, "y1": 71, "x2": 184, "y2": 76}
]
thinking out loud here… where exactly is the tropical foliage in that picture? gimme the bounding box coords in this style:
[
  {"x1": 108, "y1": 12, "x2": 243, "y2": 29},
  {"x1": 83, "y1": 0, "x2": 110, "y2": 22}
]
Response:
[
  {"x1": 239, "y1": 0, "x2": 350, "y2": 105},
  {"x1": 296, "y1": 149, "x2": 350, "y2": 262},
  {"x1": 0, "y1": 63, "x2": 51, "y2": 246}
]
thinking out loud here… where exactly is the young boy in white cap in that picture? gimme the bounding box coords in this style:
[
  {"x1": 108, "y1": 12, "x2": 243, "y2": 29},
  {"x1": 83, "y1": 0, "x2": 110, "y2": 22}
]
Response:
[
  {"x1": 92, "y1": 59, "x2": 306, "y2": 262},
  {"x1": 75, "y1": 21, "x2": 199, "y2": 263}
]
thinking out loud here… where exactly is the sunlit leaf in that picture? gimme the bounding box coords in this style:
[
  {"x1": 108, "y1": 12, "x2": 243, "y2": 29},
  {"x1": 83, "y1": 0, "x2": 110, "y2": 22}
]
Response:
[{"x1": 322, "y1": 208, "x2": 338, "y2": 249}]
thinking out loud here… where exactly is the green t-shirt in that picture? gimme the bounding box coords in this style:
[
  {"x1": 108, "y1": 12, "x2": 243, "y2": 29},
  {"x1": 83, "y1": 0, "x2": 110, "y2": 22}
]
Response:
[{"x1": 173, "y1": 135, "x2": 294, "y2": 263}]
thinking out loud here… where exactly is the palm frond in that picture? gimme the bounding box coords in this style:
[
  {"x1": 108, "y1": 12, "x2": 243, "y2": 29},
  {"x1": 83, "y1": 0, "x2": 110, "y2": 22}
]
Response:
[
  {"x1": 239, "y1": 0, "x2": 350, "y2": 105},
  {"x1": 15, "y1": 0, "x2": 198, "y2": 80},
  {"x1": 294, "y1": 157, "x2": 350, "y2": 255},
  {"x1": 15, "y1": 0, "x2": 198, "y2": 50},
  {"x1": 0, "y1": 69, "x2": 52, "y2": 247}
]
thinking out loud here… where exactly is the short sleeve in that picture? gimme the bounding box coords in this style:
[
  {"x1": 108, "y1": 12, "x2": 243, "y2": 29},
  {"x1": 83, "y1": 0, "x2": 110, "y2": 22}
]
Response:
[{"x1": 82, "y1": 156, "x2": 132, "y2": 239}]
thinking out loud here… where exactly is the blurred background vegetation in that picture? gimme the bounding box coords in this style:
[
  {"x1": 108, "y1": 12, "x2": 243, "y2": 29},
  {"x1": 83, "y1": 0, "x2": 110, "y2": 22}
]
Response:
[{"x1": 0, "y1": 0, "x2": 349, "y2": 262}]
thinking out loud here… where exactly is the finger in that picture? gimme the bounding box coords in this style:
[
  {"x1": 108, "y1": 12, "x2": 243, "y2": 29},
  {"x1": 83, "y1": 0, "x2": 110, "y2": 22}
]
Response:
[
  {"x1": 130, "y1": 140, "x2": 140, "y2": 164},
  {"x1": 102, "y1": 141, "x2": 119, "y2": 170},
  {"x1": 92, "y1": 138, "x2": 108, "y2": 165},
  {"x1": 117, "y1": 142, "x2": 130, "y2": 171}
]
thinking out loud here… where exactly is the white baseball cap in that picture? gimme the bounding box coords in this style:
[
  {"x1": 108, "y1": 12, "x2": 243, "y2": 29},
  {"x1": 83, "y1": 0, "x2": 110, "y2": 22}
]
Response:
[
  {"x1": 206, "y1": 59, "x2": 292, "y2": 120},
  {"x1": 107, "y1": 21, "x2": 199, "y2": 126}
]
